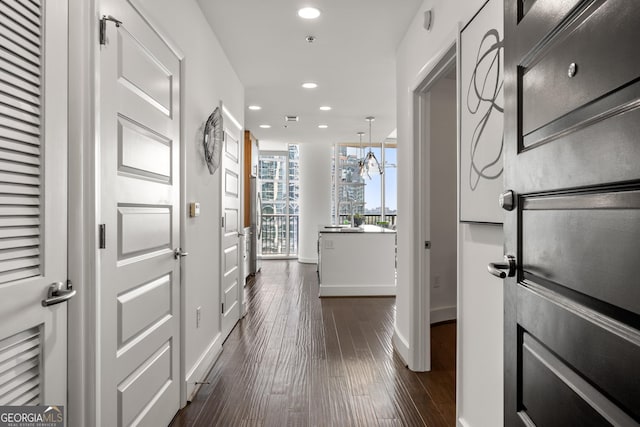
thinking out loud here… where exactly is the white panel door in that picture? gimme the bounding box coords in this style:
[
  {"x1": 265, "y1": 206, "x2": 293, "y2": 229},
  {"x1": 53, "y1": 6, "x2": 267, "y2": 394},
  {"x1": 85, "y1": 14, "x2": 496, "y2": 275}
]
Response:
[
  {"x1": 0, "y1": 0, "x2": 68, "y2": 408},
  {"x1": 99, "y1": 1, "x2": 181, "y2": 425},
  {"x1": 221, "y1": 118, "x2": 241, "y2": 340}
]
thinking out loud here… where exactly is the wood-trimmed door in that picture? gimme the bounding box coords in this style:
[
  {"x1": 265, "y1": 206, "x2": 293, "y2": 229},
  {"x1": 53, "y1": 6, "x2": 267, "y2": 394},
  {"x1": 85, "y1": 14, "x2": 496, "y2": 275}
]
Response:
[{"x1": 503, "y1": 0, "x2": 640, "y2": 424}]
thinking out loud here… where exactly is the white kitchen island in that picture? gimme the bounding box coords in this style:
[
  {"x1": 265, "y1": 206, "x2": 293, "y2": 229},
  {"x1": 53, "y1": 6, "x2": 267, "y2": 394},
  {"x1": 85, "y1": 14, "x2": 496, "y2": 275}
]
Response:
[{"x1": 318, "y1": 224, "x2": 396, "y2": 297}]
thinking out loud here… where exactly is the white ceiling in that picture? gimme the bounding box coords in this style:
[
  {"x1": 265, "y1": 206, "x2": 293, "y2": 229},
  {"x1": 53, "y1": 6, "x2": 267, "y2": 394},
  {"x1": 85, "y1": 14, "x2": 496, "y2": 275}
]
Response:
[{"x1": 197, "y1": 0, "x2": 423, "y2": 145}]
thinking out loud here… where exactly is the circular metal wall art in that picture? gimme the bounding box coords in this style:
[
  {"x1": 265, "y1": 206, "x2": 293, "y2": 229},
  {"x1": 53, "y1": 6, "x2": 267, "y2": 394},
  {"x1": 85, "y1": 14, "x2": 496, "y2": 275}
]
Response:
[{"x1": 203, "y1": 107, "x2": 223, "y2": 174}]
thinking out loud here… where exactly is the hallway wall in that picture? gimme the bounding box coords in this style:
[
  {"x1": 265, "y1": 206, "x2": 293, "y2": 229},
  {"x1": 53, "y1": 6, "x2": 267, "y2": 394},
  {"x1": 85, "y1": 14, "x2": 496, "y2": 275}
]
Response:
[
  {"x1": 137, "y1": 0, "x2": 245, "y2": 400},
  {"x1": 396, "y1": 1, "x2": 504, "y2": 426},
  {"x1": 428, "y1": 76, "x2": 457, "y2": 322},
  {"x1": 298, "y1": 143, "x2": 332, "y2": 263}
]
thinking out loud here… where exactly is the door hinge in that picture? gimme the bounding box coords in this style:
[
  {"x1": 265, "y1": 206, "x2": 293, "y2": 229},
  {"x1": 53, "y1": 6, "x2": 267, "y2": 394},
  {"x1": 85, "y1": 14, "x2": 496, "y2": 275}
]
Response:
[
  {"x1": 221, "y1": 216, "x2": 225, "y2": 228},
  {"x1": 221, "y1": 303, "x2": 225, "y2": 313},
  {"x1": 99, "y1": 15, "x2": 122, "y2": 46},
  {"x1": 99, "y1": 224, "x2": 106, "y2": 249},
  {"x1": 424, "y1": 241, "x2": 431, "y2": 249}
]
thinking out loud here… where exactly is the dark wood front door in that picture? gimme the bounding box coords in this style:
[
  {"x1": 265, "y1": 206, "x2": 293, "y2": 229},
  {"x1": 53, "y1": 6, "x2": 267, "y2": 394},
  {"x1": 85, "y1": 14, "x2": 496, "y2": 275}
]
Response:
[{"x1": 502, "y1": 0, "x2": 640, "y2": 425}]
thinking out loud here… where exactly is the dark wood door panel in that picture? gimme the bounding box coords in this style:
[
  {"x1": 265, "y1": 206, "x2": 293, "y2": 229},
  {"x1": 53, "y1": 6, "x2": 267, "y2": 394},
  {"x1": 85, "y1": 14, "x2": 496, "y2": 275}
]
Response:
[
  {"x1": 515, "y1": 109, "x2": 640, "y2": 192},
  {"x1": 504, "y1": 0, "x2": 640, "y2": 424},
  {"x1": 520, "y1": 340, "x2": 611, "y2": 427},
  {"x1": 521, "y1": 79, "x2": 640, "y2": 152},
  {"x1": 521, "y1": 0, "x2": 640, "y2": 135},
  {"x1": 521, "y1": 336, "x2": 611, "y2": 426},
  {"x1": 517, "y1": 0, "x2": 583, "y2": 49},
  {"x1": 521, "y1": 191, "x2": 640, "y2": 315},
  {"x1": 518, "y1": 284, "x2": 640, "y2": 422}
]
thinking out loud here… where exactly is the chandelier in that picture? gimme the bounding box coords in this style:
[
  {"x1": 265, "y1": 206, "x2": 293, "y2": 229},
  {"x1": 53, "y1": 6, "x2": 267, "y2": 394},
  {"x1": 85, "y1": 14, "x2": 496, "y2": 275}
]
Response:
[
  {"x1": 360, "y1": 116, "x2": 383, "y2": 179},
  {"x1": 357, "y1": 131, "x2": 366, "y2": 178}
]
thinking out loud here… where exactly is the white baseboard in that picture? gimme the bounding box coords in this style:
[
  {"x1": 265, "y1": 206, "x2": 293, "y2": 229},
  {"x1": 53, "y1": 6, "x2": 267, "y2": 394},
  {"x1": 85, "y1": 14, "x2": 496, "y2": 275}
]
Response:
[
  {"x1": 297, "y1": 257, "x2": 317, "y2": 264},
  {"x1": 242, "y1": 299, "x2": 248, "y2": 318},
  {"x1": 431, "y1": 305, "x2": 457, "y2": 324},
  {"x1": 318, "y1": 284, "x2": 396, "y2": 297},
  {"x1": 393, "y1": 327, "x2": 410, "y2": 366},
  {"x1": 185, "y1": 333, "x2": 223, "y2": 401}
]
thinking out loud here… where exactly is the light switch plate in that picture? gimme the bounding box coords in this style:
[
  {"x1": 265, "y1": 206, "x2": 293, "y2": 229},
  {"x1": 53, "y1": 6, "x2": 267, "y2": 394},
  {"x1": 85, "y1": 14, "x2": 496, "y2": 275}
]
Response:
[{"x1": 189, "y1": 202, "x2": 200, "y2": 217}]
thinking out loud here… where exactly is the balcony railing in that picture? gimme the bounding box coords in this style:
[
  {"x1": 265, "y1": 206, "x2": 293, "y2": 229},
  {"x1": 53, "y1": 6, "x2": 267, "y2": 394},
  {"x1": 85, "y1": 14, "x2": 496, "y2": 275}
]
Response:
[
  {"x1": 261, "y1": 214, "x2": 298, "y2": 256},
  {"x1": 260, "y1": 214, "x2": 394, "y2": 257},
  {"x1": 337, "y1": 214, "x2": 397, "y2": 228}
]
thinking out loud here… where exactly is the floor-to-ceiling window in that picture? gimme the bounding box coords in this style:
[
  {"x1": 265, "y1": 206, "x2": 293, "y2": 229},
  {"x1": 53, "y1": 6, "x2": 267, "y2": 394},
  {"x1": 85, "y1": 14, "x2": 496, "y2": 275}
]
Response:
[
  {"x1": 332, "y1": 144, "x2": 366, "y2": 221},
  {"x1": 259, "y1": 145, "x2": 299, "y2": 257},
  {"x1": 332, "y1": 142, "x2": 397, "y2": 227}
]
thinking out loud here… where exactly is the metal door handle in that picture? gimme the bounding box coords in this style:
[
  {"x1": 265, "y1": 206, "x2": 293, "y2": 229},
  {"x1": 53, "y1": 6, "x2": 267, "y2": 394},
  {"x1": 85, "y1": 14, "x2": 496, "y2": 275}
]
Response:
[
  {"x1": 488, "y1": 255, "x2": 517, "y2": 279},
  {"x1": 42, "y1": 282, "x2": 76, "y2": 307},
  {"x1": 499, "y1": 190, "x2": 516, "y2": 211},
  {"x1": 174, "y1": 248, "x2": 189, "y2": 259}
]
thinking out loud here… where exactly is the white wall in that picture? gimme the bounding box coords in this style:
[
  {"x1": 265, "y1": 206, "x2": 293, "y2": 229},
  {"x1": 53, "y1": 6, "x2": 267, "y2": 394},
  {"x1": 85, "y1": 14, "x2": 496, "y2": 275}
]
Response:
[
  {"x1": 458, "y1": 223, "x2": 503, "y2": 427},
  {"x1": 298, "y1": 143, "x2": 332, "y2": 263},
  {"x1": 259, "y1": 140, "x2": 289, "y2": 151},
  {"x1": 136, "y1": 0, "x2": 244, "y2": 400},
  {"x1": 429, "y1": 77, "x2": 457, "y2": 323},
  {"x1": 396, "y1": 1, "x2": 504, "y2": 426}
]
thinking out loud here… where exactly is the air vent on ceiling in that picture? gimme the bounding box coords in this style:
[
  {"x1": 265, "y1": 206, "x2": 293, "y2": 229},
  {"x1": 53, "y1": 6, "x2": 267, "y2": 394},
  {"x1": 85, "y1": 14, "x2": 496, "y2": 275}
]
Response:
[{"x1": 285, "y1": 116, "x2": 299, "y2": 122}]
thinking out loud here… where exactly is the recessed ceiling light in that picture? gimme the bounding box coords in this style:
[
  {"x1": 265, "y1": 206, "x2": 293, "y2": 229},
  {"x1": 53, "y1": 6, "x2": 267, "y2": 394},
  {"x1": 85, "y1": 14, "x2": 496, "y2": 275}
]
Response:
[
  {"x1": 318, "y1": 124, "x2": 328, "y2": 129},
  {"x1": 248, "y1": 105, "x2": 261, "y2": 110},
  {"x1": 259, "y1": 124, "x2": 271, "y2": 129},
  {"x1": 302, "y1": 82, "x2": 318, "y2": 89},
  {"x1": 320, "y1": 106, "x2": 332, "y2": 111},
  {"x1": 298, "y1": 7, "x2": 321, "y2": 19}
]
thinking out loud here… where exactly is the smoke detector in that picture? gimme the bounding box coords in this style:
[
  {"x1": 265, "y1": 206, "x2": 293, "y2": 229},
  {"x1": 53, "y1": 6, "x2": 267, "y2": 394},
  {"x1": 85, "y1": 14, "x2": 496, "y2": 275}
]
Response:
[{"x1": 306, "y1": 35, "x2": 316, "y2": 43}]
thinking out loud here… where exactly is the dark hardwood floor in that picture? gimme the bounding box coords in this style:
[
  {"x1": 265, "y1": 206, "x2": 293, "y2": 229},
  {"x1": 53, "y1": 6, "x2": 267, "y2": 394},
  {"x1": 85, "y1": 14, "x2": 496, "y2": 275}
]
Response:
[{"x1": 171, "y1": 260, "x2": 456, "y2": 426}]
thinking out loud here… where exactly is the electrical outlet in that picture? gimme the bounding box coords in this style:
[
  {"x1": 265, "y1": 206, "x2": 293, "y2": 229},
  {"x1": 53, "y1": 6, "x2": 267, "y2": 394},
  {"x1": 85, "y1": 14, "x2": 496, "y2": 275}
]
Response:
[
  {"x1": 434, "y1": 276, "x2": 441, "y2": 288},
  {"x1": 324, "y1": 239, "x2": 334, "y2": 249},
  {"x1": 196, "y1": 306, "x2": 201, "y2": 328}
]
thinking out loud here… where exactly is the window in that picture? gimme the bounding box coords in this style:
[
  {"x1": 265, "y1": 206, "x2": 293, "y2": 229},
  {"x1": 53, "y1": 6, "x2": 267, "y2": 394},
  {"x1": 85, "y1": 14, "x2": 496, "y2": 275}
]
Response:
[
  {"x1": 259, "y1": 145, "x2": 299, "y2": 256},
  {"x1": 384, "y1": 146, "x2": 397, "y2": 217},
  {"x1": 332, "y1": 143, "x2": 397, "y2": 227},
  {"x1": 332, "y1": 145, "x2": 365, "y2": 222}
]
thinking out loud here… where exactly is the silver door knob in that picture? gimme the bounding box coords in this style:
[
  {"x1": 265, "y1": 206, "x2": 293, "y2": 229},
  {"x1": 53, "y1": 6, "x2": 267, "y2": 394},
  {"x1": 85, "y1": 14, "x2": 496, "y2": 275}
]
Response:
[
  {"x1": 488, "y1": 255, "x2": 517, "y2": 279},
  {"x1": 174, "y1": 248, "x2": 189, "y2": 259},
  {"x1": 42, "y1": 281, "x2": 77, "y2": 307}
]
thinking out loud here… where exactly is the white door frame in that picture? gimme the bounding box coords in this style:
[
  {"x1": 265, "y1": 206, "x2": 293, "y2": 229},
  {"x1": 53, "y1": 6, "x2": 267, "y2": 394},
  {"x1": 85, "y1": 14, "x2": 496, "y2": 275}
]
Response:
[
  {"x1": 409, "y1": 33, "x2": 458, "y2": 372},
  {"x1": 67, "y1": 1, "x2": 186, "y2": 425},
  {"x1": 68, "y1": 2, "x2": 99, "y2": 425}
]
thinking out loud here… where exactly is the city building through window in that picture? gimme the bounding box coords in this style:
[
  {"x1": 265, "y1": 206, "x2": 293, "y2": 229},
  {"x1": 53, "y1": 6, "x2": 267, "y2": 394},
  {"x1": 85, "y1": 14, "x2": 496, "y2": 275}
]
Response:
[
  {"x1": 258, "y1": 145, "x2": 300, "y2": 257},
  {"x1": 332, "y1": 143, "x2": 397, "y2": 228}
]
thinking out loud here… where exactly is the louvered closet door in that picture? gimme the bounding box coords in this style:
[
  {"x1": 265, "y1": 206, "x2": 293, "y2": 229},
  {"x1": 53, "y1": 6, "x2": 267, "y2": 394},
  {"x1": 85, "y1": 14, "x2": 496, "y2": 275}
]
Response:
[{"x1": 0, "y1": 0, "x2": 68, "y2": 408}]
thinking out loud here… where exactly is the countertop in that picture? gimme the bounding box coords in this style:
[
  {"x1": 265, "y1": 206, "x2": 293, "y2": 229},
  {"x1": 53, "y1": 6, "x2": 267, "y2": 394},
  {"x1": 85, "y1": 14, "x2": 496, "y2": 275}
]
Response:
[{"x1": 318, "y1": 224, "x2": 396, "y2": 234}]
